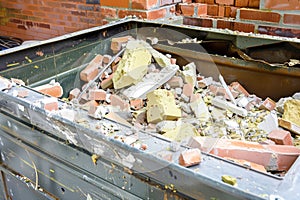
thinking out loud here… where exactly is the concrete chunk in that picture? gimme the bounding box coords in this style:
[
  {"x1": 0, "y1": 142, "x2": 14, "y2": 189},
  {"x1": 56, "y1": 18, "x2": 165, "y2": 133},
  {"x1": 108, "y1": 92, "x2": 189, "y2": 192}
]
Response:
[
  {"x1": 182, "y1": 62, "x2": 197, "y2": 87},
  {"x1": 112, "y1": 40, "x2": 151, "y2": 89},
  {"x1": 282, "y1": 99, "x2": 300, "y2": 127},
  {"x1": 146, "y1": 89, "x2": 181, "y2": 123}
]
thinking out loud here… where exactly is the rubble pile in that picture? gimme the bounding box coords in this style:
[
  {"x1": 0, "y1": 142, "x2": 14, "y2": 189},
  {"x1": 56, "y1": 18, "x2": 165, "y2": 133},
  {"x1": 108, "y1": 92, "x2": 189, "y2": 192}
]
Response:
[{"x1": 2, "y1": 35, "x2": 300, "y2": 174}]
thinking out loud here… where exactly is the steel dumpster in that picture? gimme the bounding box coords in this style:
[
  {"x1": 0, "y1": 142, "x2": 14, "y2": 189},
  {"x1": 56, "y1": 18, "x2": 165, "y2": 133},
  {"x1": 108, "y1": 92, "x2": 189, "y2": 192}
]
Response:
[{"x1": 0, "y1": 19, "x2": 300, "y2": 200}]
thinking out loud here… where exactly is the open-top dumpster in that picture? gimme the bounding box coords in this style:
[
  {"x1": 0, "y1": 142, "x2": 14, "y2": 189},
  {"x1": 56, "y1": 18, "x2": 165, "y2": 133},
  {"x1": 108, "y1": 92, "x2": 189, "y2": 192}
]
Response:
[{"x1": 0, "y1": 19, "x2": 300, "y2": 200}]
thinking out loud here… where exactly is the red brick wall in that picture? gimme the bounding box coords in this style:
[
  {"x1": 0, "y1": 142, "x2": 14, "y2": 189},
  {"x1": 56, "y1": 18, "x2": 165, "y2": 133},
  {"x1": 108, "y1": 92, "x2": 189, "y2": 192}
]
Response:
[
  {"x1": 0, "y1": 0, "x2": 105, "y2": 40},
  {"x1": 0, "y1": 0, "x2": 299, "y2": 41},
  {"x1": 182, "y1": 0, "x2": 300, "y2": 39}
]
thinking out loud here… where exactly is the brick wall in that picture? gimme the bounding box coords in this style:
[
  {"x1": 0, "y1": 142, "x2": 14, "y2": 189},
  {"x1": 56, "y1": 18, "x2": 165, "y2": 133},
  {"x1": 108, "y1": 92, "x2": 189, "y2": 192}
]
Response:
[
  {"x1": 182, "y1": 0, "x2": 300, "y2": 38},
  {"x1": 0, "y1": 0, "x2": 299, "y2": 41}
]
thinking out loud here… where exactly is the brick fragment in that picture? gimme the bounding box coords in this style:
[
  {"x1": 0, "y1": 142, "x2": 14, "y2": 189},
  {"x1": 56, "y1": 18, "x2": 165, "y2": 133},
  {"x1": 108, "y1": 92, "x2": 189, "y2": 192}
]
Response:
[
  {"x1": 80, "y1": 55, "x2": 102, "y2": 82},
  {"x1": 225, "y1": 157, "x2": 267, "y2": 173},
  {"x1": 179, "y1": 148, "x2": 201, "y2": 167},
  {"x1": 194, "y1": 137, "x2": 300, "y2": 171},
  {"x1": 69, "y1": 88, "x2": 81, "y2": 100},
  {"x1": 103, "y1": 54, "x2": 112, "y2": 64},
  {"x1": 88, "y1": 89, "x2": 107, "y2": 101},
  {"x1": 111, "y1": 35, "x2": 134, "y2": 53},
  {"x1": 268, "y1": 129, "x2": 293, "y2": 145},
  {"x1": 230, "y1": 81, "x2": 249, "y2": 97},
  {"x1": 110, "y1": 94, "x2": 130, "y2": 111},
  {"x1": 0, "y1": 76, "x2": 12, "y2": 90},
  {"x1": 259, "y1": 97, "x2": 276, "y2": 111},
  {"x1": 17, "y1": 90, "x2": 29, "y2": 98},
  {"x1": 33, "y1": 82, "x2": 63, "y2": 98},
  {"x1": 40, "y1": 97, "x2": 59, "y2": 111},
  {"x1": 182, "y1": 83, "x2": 194, "y2": 97},
  {"x1": 11, "y1": 78, "x2": 25, "y2": 86},
  {"x1": 130, "y1": 99, "x2": 144, "y2": 110},
  {"x1": 278, "y1": 118, "x2": 300, "y2": 135},
  {"x1": 100, "y1": 73, "x2": 114, "y2": 89}
]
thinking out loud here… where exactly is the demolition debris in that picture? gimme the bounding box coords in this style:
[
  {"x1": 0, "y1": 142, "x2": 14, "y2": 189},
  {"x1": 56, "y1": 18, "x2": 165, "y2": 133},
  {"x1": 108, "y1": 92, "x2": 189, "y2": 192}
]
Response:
[{"x1": 1, "y1": 36, "x2": 300, "y2": 176}]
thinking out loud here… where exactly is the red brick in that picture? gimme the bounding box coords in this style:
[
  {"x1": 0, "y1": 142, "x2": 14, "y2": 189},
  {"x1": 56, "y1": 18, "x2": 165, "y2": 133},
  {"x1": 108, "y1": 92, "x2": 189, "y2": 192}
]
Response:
[
  {"x1": 118, "y1": 7, "x2": 167, "y2": 20},
  {"x1": 179, "y1": 148, "x2": 201, "y2": 167},
  {"x1": 103, "y1": 54, "x2": 112, "y2": 64},
  {"x1": 17, "y1": 90, "x2": 29, "y2": 98},
  {"x1": 100, "y1": 73, "x2": 114, "y2": 89},
  {"x1": 258, "y1": 25, "x2": 300, "y2": 39},
  {"x1": 33, "y1": 82, "x2": 63, "y2": 98},
  {"x1": 248, "y1": 0, "x2": 260, "y2": 8},
  {"x1": 235, "y1": 0, "x2": 249, "y2": 7},
  {"x1": 194, "y1": 137, "x2": 300, "y2": 171},
  {"x1": 233, "y1": 22, "x2": 255, "y2": 33},
  {"x1": 131, "y1": 0, "x2": 158, "y2": 9},
  {"x1": 207, "y1": 4, "x2": 218, "y2": 16},
  {"x1": 183, "y1": 17, "x2": 213, "y2": 27},
  {"x1": 230, "y1": 6, "x2": 237, "y2": 18},
  {"x1": 218, "y1": 5, "x2": 225, "y2": 17},
  {"x1": 224, "y1": 6, "x2": 231, "y2": 17},
  {"x1": 182, "y1": 83, "x2": 194, "y2": 97},
  {"x1": 130, "y1": 99, "x2": 144, "y2": 110},
  {"x1": 217, "y1": 19, "x2": 233, "y2": 29},
  {"x1": 230, "y1": 81, "x2": 250, "y2": 96},
  {"x1": 225, "y1": 157, "x2": 266, "y2": 173},
  {"x1": 89, "y1": 89, "x2": 107, "y2": 101},
  {"x1": 179, "y1": 3, "x2": 207, "y2": 17},
  {"x1": 111, "y1": 35, "x2": 134, "y2": 53},
  {"x1": 264, "y1": 0, "x2": 300, "y2": 10},
  {"x1": 268, "y1": 129, "x2": 293, "y2": 146},
  {"x1": 259, "y1": 97, "x2": 276, "y2": 111},
  {"x1": 239, "y1": 9, "x2": 281, "y2": 23},
  {"x1": 284, "y1": 14, "x2": 300, "y2": 25},
  {"x1": 80, "y1": 55, "x2": 102, "y2": 82},
  {"x1": 69, "y1": 88, "x2": 81, "y2": 100},
  {"x1": 216, "y1": 0, "x2": 234, "y2": 5},
  {"x1": 101, "y1": 7, "x2": 118, "y2": 19},
  {"x1": 41, "y1": 98, "x2": 59, "y2": 111},
  {"x1": 101, "y1": 0, "x2": 130, "y2": 8},
  {"x1": 195, "y1": 0, "x2": 214, "y2": 4},
  {"x1": 110, "y1": 94, "x2": 130, "y2": 111}
]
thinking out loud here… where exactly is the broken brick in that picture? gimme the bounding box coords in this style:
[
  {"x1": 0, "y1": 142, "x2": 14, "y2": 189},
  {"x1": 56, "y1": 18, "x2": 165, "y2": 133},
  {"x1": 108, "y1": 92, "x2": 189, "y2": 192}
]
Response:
[
  {"x1": 40, "y1": 97, "x2": 59, "y2": 111},
  {"x1": 110, "y1": 94, "x2": 130, "y2": 111},
  {"x1": 80, "y1": 64, "x2": 99, "y2": 82},
  {"x1": 103, "y1": 54, "x2": 112, "y2": 64},
  {"x1": 259, "y1": 97, "x2": 276, "y2": 111},
  {"x1": 182, "y1": 83, "x2": 194, "y2": 98},
  {"x1": 130, "y1": 99, "x2": 144, "y2": 110},
  {"x1": 69, "y1": 88, "x2": 81, "y2": 100},
  {"x1": 193, "y1": 137, "x2": 300, "y2": 171},
  {"x1": 111, "y1": 35, "x2": 134, "y2": 53},
  {"x1": 225, "y1": 157, "x2": 266, "y2": 173},
  {"x1": 100, "y1": 73, "x2": 114, "y2": 89},
  {"x1": 0, "y1": 76, "x2": 12, "y2": 90},
  {"x1": 33, "y1": 82, "x2": 63, "y2": 98},
  {"x1": 279, "y1": 118, "x2": 300, "y2": 135},
  {"x1": 179, "y1": 148, "x2": 201, "y2": 167},
  {"x1": 88, "y1": 89, "x2": 107, "y2": 101},
  {"x1": 268, "y1": 129, "x2": 293, "y2": 145},
  {"x1": 11, "y1": 78, "x2": 25, "y2": 86},
  {"x1": 230, "y1": 81, "x2": 249, "y2": 97},
  {"x1": 17, "y1": 90, "x2": 29, "y2": 98}
]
